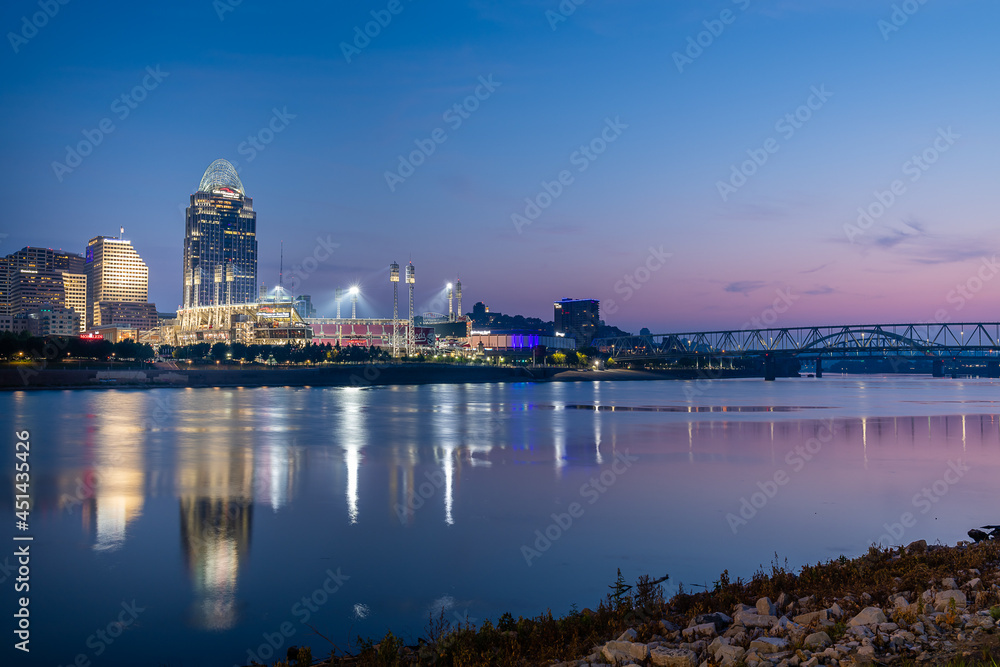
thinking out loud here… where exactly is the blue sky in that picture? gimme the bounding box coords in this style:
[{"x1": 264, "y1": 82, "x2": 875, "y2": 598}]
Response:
[{"x1": 1, "y1": 0, "x2": 997, "y2": 332}]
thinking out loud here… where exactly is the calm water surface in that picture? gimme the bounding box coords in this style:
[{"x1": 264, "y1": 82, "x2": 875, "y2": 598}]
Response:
[{"x1": 2, "y1": 376, "x2": 1000, "y2": 666}]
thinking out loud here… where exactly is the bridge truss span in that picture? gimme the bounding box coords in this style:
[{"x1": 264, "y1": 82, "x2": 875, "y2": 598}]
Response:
[{"x1": 594, "y1": 323, "x2": 1000, "y2": 362}]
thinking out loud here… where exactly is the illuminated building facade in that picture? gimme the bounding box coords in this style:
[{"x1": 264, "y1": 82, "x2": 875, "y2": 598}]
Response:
[
  {"x1": 85, "y1": 236, "x2": 155, "y2": 330},
  {"x1": 0, "y1": 246, "x2": 86, "y2": 331},
  {"x1": 183, "y1": 159, "x2": 257, "y2": 308},
  {"x1": 553, "y1": 298, "x2": 600, "y2": 345}
]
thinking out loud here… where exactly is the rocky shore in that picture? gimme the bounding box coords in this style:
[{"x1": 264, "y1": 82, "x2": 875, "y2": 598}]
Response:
[
  {"x1": 303, "y1": 539, "x2": 1000, "y2": 667},
  {"x1": 555, "y1": 540, "x2": 1000, "y2": 667}
]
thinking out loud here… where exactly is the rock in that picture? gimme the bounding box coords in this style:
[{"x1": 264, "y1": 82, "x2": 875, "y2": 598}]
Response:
[
  {"x1": 776, "y1": 592, "x2": 790, "y2": 610},
  {"x1": 849, "y1": 607, "x2": 887, "y2": 627},
  {"x1": 602, "y1": 640, "x2": 649, "y2": 663},
  {"x1": 794, "y1": 610, "x2": 828, "y2": 625},
  {"x1": 942, "y1": 577, "x2": 958, "y2": 590},
  {"x1": 858, "y1": 644, "x2": 876, "y2": 659},
  {"x1": 715, "y1": 645, "x2": 746, "y2": 666},
  {"x1": 934, "y1": 590, "x2": 967, "y2": 611},
  {"x1": 906, "y1": 539, "x2": 927, "y2": 554},
  {"x1": 681, "y1": 623, "x2": 717, "y2": 640},
  {"x1": 649, "y1": 646, "x2": 698, "y2": 667},
  {"x1": 757, "y1": 597, "x2": 777, "y2": 616},
  {"x1": 749, "y1": 637, "x2": 789, "y2": 654},
  {"x1": 801, "y1": 658, "x2": 819, "y2": 667},
  {"x1": 617, "y1": 628, "x2": 638, "y2": 642},
  {"x1": 828, "y1": 602, "x2": 844, "y2": 618},
  {"x1": 660, "y1": 619, "x2": 680, "y2": 633},
  {"x1": 735, "y1": 610, "x2": 777, "y2": 628},
  {"x1": 965, "y1": 577, "x2": 982, "y2": 591},
  {"x1": 695, "y1": 612, "x2": 732, "y2": 632},
  {"x1": 803, "y1": 631, "x2": 832, "y2": 650}
]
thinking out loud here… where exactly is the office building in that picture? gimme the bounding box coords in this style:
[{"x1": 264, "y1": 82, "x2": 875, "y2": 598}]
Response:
[
  {"x1": 0, "y1": 247, "x2": 87, "y2": 331},
  {"x1": 85, "y1": 235, "x2": 156, "y2": 330},
  {"x1": 553, "y1": 298, "x2": 600, "y2": 345},
  {"x1": 183, "y1": 159, "x2": 257, "y2": 308}
]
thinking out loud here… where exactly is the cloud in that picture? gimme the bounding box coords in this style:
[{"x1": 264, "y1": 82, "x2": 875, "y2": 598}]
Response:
[
  {"x1": 724, "y1": 280, "x2": 767, "y2": 296},
  {"x1": 803, "y1": 286, "x2": 835, "y2": 296},
  {"x1": 800, "y1": 262, "x2": 831, "y2": 274}
]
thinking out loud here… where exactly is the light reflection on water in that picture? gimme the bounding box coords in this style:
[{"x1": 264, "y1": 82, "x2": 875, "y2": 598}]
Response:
[{"x1": 3, "y1": 376, "x2": 1000, "y2": 666}]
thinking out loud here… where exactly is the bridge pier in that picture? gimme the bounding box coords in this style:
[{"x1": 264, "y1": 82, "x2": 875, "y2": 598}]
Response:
[
  {"x1": 815, "y1": 358, "x2": 823, "y2": 378},
  {"x1": 764, "y1": 355, "x2": 776, "y2": 381},
  {"x1": 932, "y1": 359, "x2": 945, "y2": 378}
]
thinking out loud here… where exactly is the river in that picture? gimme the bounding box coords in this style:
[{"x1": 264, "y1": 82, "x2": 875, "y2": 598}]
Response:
[{"x1": 2, "y1": 376, "x2": 999, "y2": 666}]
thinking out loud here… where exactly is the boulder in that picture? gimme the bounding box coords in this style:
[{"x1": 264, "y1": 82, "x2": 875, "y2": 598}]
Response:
[
  {"x1": 803, "y1": 631, "x2": 832, "y2": 650},
  {"x1": 849, "y1": 607, "x2": 887, "y2": 627},
  {"x1": 617, "y1": 628, "x2": 638, "y2": 642},
  {"x1": 749, "y1": 636, "x2": 788, "y2": 654},
  {"x1": 681, "y1": 622, "x2": 717, "y2": 639},
  {"x1": 649, "y1": 647, "x2": 698, "y2": 667},
  {"x1": 734, "y1": 610, "x2": 777, "y2": 628},
  {"x1": 695, "y1": 611, "x2": 732, "y2": 632},
  {"x1": 715, "y1": 644, "x2": 746, "y2": 666},
  {"x1": 756, "y1": 597, "x2": 777, "y2": 616},
  {"x1": 942, "y1": 577, "x2": 958, "y2": 590},
  {"x1": 602, "y1": 640, "x2": 649, "y2": 663},
  {"x1": 934, "y1": 590, "x2": 967, "y2": 612},
  {"x1": 906, "y1": 539, "x2": 927, "y2": 554}
]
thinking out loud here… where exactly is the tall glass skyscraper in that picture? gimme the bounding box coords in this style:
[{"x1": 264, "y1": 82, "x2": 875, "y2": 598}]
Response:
[{"x1": 183, "y1": 159, "x2": 257, "y2": 308}]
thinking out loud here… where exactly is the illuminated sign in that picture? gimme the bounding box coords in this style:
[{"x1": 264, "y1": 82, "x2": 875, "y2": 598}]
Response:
[
  {"x1": 261, "y1": 311, "x2": 292, "y2": 318},
  {"x1": 213, "y1": 188, "x2": 240, "y2": 199},
  {"x1": 471, "y1": 330, "x2": 491, "y2": 335},
  {"x1": 80, "y1": 332, "x2": 104, "y2": 340}
]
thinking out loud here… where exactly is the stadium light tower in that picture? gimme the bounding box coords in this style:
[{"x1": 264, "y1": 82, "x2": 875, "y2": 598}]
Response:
[
  {"x1": 405, "y1": 262, "x2": 415, "y2": 356},
  {"x1": 390, "y1": 262, "x2": 400, "y2": 358},
  {"x1": 350, "y1": 285, "x2": 359, "y2": 319},
  {"x1": 447, "y1": 283, "x2": 453, "y2": 322}
]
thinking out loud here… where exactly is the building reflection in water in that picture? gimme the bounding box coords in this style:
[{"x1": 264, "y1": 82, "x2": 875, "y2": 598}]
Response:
[
  {"x1": 79, "y1": 397, "x2": 146, "y2": 552},
  {"x1": 176, "y1": 393, "x2": 254, "y2": 631}
]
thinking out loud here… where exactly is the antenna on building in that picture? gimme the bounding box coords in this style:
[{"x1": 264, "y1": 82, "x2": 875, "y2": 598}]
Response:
[{"x1": 120, "y1": 226, "x2": 124, "y2": 240}]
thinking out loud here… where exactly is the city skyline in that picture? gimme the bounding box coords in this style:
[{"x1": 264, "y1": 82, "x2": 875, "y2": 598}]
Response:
[{"x1": 2, "y1": 1, "x2": 998, "y2": 334}]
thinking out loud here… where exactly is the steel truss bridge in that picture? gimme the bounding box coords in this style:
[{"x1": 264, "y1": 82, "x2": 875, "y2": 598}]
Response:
[{"x1": 593, "y1": 323, "x2": 1000, "y2": 379}]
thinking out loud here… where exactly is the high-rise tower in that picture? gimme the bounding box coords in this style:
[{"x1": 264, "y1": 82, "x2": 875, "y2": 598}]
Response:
[
  {"x1": 183, "y1": 159, "x2": 257, "y2": 308},
  {"x1": 85, "y1": 236, "x2": 156, "y2": 330}
]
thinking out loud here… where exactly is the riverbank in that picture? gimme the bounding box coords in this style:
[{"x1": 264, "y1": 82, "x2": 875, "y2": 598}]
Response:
[
  {"x1": 282, "y1": 540, "x2": 1000, "y2": 667},
  {"x1": 0, "y1": 364, "x2": 758, "y2": 390}
]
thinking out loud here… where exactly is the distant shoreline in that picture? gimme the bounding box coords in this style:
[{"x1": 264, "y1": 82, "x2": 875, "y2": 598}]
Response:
[{"x1": 0, "y1": 364, "x2": 759, "y2": 391}]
